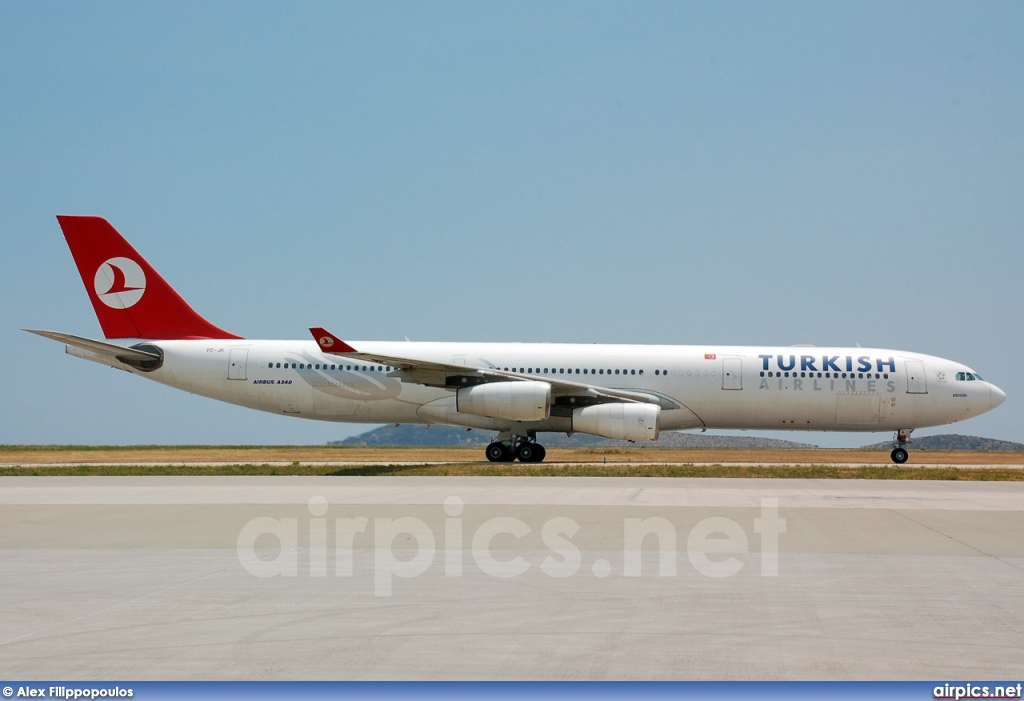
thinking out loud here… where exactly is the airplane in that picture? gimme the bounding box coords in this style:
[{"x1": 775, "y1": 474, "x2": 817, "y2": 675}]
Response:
[{"x1": 27, "y1": 215, "x2": 1006, "y2": 464}]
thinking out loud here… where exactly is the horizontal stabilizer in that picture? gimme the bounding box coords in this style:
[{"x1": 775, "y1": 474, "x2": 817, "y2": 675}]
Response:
[{"x1": 24, "y1": 329, "x2": 162, "y2": 365}]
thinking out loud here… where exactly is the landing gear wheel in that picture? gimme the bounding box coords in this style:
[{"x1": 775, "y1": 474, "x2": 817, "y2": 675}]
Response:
[
  {"x1": 516, "y1": 442, "x2": 546, "y2": 463},
  {"x1": 486, "y1": 442, "x2": 513, "y2": 463},
  {"x1": 890, "y1": 447, "x2": 909, "y2": 464}
]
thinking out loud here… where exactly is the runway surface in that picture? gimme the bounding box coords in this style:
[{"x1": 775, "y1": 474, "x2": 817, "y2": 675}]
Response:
[{"x1": 1, "y1": 476, "x2": 1022, "y2": 680}]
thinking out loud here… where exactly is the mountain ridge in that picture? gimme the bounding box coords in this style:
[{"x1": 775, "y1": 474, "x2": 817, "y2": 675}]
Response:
[{"x1": 332, "y1": 425, "x2": 1024, "y2": 451}]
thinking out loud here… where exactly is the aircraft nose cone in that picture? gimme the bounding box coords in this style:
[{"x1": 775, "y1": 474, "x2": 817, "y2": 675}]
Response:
[{"x1": 991, "y1": 385, "x2": 1007, "y2": 409}]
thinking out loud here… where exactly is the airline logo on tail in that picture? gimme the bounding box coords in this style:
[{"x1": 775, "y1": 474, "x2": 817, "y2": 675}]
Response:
[{"x1": 94, "y1": 257, "x2": 146, "y2": 309}]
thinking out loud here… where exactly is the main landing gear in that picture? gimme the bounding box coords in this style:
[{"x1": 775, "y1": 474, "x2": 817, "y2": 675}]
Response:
[
  {"x1": 890, "y1": 429, "x2": 913, "y2": 464},
  {"x1": 485, "y1": 431, "x2": 547, "y2": 463}
]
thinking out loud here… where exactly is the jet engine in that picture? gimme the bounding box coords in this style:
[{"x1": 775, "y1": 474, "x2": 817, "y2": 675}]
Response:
[
  {"x1": 572, "y1": 402, "x2": 660, "y2": 441},
  {"x1": 456, "y1": 381, "x2": 552, "y2": 422}
]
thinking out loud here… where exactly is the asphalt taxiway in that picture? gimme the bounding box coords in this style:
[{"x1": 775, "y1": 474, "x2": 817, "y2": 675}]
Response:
[{"x1": 1, "y1": 476, "x2": 1022, "y2": 679}]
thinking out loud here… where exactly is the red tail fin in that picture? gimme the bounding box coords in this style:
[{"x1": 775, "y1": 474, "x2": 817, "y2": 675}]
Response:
[{"x1": 57, "y1": 215, "x2": 242, "y2": 340}]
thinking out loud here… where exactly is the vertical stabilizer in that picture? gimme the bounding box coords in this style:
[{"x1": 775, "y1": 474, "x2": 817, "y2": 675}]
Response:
[{"x1": 56, "y1": 215, "x2": 241, "y2": 340}]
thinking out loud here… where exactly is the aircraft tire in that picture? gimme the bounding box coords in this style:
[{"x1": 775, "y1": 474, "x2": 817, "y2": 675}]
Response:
[
  {"x1": 890, "y1": 447, "x2": 909, "y2": 464},
  {"x1": 486, "y1": 442, "x2": 513, "y2": 463},
  {"x1": 516, "y1": 442, "x2": 545, "y2": 463}
]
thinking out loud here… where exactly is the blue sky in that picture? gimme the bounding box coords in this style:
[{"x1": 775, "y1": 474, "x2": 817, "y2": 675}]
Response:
[{"x1": 3, "y1": 2, "x2": 1021, "y2": 446}]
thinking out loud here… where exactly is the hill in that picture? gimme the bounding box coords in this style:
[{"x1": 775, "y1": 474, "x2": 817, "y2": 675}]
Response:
[
  {"x1": 334, "y1": 425, "x2": 491, "y2": 447},
  {"x1": 332, "y1": 425, "x2": 814, "y2": 449},
  {"x1": 333, "y1": 425, "x2": 1023, "y2": 451},
  {"x1": 862, "y1": 434, "x2": 1024, "y2": 451}
]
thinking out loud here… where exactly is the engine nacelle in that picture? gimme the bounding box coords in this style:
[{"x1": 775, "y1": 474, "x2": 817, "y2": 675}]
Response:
[
  {"x1": 572, "y1": 403, "x2": 661, "y2": 441},
  {"x1": 456, "y1": 381, "x2": 551, "y2": 422}
]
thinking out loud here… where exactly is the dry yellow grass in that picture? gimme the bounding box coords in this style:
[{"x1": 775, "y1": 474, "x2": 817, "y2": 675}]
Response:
[{"x1": 3, "y1": 445, "x2": 1022, "y2": 466}]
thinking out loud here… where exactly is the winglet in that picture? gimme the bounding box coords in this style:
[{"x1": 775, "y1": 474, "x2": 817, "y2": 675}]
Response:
[{"x1": 310, "y1": 327, "x2": 358, "y2": 354}]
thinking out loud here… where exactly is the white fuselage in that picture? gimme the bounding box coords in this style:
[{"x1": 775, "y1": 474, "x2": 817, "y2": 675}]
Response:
[{"x1": 108, "y1": 339, "x2": 1003, "y2": 437}]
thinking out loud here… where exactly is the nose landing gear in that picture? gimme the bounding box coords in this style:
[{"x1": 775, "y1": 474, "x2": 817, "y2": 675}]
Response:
[
  {"x1": 485, "y1": 431, "x2": 547, "y2": 463},
  {"x1": 890, "y1": 429, "x2": 913, "y2": 464}
]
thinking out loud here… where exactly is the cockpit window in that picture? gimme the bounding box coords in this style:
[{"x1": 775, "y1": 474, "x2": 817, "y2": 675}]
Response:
[{"x1": 956, "y1": 372, "x2": 983, "y2": 381}]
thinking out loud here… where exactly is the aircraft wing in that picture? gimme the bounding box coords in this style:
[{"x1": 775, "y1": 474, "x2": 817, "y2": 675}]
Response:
[{"x1": 309, "y1": 327, "x2": 679, "y2": 410}]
